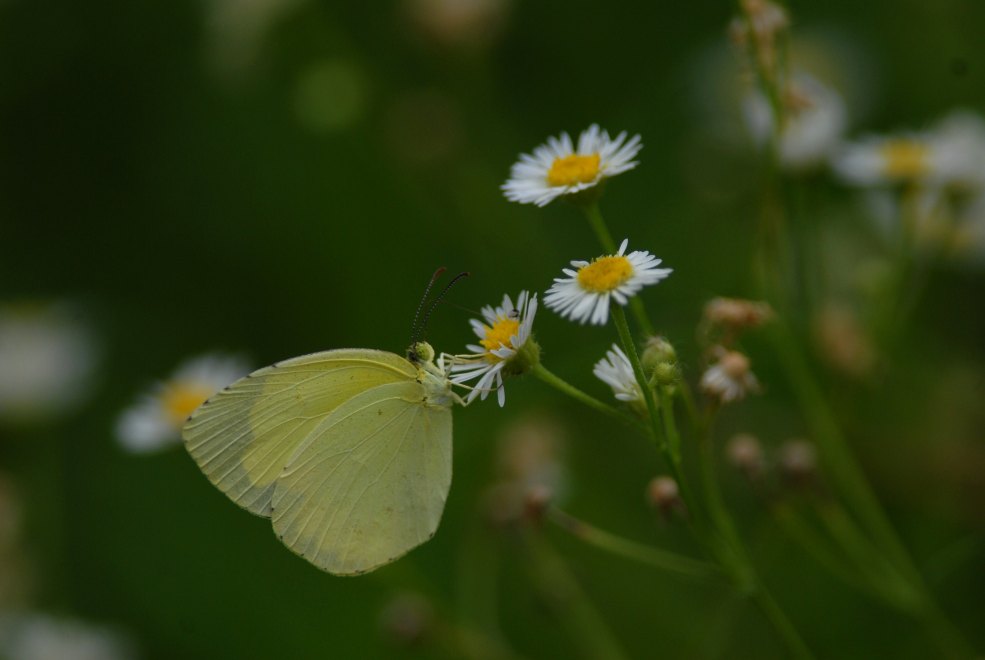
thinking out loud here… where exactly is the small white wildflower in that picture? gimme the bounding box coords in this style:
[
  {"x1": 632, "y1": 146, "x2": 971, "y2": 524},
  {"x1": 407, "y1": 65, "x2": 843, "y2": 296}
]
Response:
[
  {"x1": 116, "y1": 353, "x2": 250, "y2": 453},
  {"x1": 0, "y1": 303, "x2": 98, "y2": 422},
  {"x1": 833, "y1": 111, "x2": 985, "y2": 190},
  {"x1": 593, "y1": 344, "x2": 643, "y2": 403},
  {"x1": 743, "y1": 72, "x2": 847, "y2": 170},
  {"x1": 449, "y1": 291, "x2": 538, "y2": 406},
  {"x1": 544, "y1": 239, "x2": 672, "y2": 325},
  {"x1": 0, "y1": 614, "x2": 135, "y2": 660},
  {"x1": 502, "y1": 124, "x2": 642, "y2": 206},
  {"x1": 700, "y1": 349, "x2": 759, "y2": 403},
  {"x1": 833, "y1": 132, "x2": 936, "y2": 187}
]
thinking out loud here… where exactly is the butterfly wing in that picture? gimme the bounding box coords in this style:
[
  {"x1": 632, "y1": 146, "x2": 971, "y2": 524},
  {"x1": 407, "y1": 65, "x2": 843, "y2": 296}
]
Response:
[
  {"x1": 182, "y1": 349, "x2": 416, "y2": 518},
  {"x1": 271, "y1": 380, "x2": 453, "y2": 575}
]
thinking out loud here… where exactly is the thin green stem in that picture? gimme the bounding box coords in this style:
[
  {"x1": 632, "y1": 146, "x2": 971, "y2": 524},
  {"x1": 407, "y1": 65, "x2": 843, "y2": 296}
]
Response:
[
  {"x1": 525, "y1": 532, "x2": 629, "y2": 660},
  {"x1": 768, "y1": 321, "x2": 919, "y2": 582},
  {"x1": 815, "y1": 501, "x2": 920, "y2": 610},
  {"x1": 659, "y1": 391, "x2": 684, "y2": 472},
  {"x1": 531, "y1": 363, "x2": 646, "y2": 434},
  {"x1": 678, "y1": 379, "x2": 701, "y2": 430},
  {"x1": 694, "y1": 415, "x2": 754, "y2": 591},
  {"x1": 771, "y1": 502, "x2": 883, "y2": 598},
  {"x1": 770, "y1": 305, "x2": 976, "y2": 658},
  {"x1": 548, "y1": 507, "x2": 720, "y2": 582},
  {"x1": 611, "y1": 306, "x2": 686, "y2": 488},
  {"x1": 751, "y1": 588, "x2": 814, "y2": 660},
  {"x1": 583, "y1": 202, "x2": 617, "y2": 253}
]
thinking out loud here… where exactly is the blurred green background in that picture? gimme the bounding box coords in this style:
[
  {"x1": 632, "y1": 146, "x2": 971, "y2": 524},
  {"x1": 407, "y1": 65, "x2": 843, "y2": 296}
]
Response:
[{"x1": 1, "y1": 0, "x2": 984, "y2": 657}]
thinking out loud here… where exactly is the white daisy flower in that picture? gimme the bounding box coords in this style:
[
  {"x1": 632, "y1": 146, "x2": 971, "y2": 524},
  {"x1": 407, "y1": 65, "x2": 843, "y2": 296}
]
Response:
[
  {"x1": 449, "y1": 291, "x2": 538, "y2": 407},
  {"x1": 832, "y1": 111, "x2": 985, "y2": 190},
  {"x1": 833, "y1": 132, "x2": 936, "y2": 187},
  {"x1": 544, "y1": 239, "x2": 672, "y2": 325},
  {"x1": 700, "y1": 349, "x2": 760, "y2": 404},
  {"x1": 593, "y1": 344, "x2": 644, "y2": 403},
  {"x1": 743, "y1": 72, "x2": 848, "y2": 170},
  {"x1": 502, "y1": 124, "x2": 642, "y2": 206},
  {"x1": 116, "y1": 353, "x2": 250, "y2": 453}
]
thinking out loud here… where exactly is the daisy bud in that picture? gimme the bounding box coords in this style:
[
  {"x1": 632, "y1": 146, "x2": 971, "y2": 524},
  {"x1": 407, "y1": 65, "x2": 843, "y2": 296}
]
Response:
[
  {"x1": 778, "y1": 439, "x2": 817, "y2": 486},
  {"x1": 726, "y1": 433, "x2": 765, "y2": 479},
  {"x1": 641, "y1": 336, "x2": 679, "y2": 387},
  {"x1": 380, "y1": 592, "x2": 434, "y2": 647},
  {"x1": 646, "y1": 476, "x2": 685, "y2": 519}
]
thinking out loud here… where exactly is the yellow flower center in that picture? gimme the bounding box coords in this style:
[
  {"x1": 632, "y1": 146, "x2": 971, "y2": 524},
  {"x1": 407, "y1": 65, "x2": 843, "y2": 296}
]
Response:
[
  {"x1": 880, "y1": 140, "x2": 930, "y2": 180},
  {"x1": 577, "y1": 255, "x2": 634, "y2": 293},
  {"x1": 161, "y1": 382, "x2": 213, "y2": 425},
  {"x1": 547, "y1": 153, "x2": 601, "y2": 187},
  {"x1": 480, "y1": 316, "x2": 521, "y2": 362}
]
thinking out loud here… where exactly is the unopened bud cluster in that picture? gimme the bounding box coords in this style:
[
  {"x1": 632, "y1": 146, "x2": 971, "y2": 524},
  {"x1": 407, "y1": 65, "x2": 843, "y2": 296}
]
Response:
[{"x1": 641, "y1": 335, "x2": 680, "y2": 389}]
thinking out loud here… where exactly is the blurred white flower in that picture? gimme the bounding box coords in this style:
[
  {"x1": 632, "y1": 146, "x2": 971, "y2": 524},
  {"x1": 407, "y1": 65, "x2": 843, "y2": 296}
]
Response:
[
  {"x1": 116, "y1": 353, "x2": 250, "y2": 453},
  {"x1": 833, "y1": 132, "x2": 936, "y2": 187},
  {"x1": 0, "y1": 614, "x2": 135, "y2": 660},
  {"x1": 834, "y1": 110, "x2": 985, "y2": 190},
  {"x1": 743, "y1": 72, "x2": 847, "y2": 170},
  {"x1": 700, "y1": 349, "x2": 759, "y2": 404},
  {"x1": 0, "y1": 303, "x2": 98, "y2": 422},
  {"x1": 927, "y1": 110, "x2": 985, "y2": 190},
  {"x1": 503, "y1": 124, "x2": 642, "y2": 207}
]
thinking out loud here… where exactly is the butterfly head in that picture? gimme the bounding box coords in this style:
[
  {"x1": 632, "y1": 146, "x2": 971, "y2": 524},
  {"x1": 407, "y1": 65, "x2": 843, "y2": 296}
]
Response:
[{"x1": 407, "y1": 341, "x2": 436, "y2": 365}]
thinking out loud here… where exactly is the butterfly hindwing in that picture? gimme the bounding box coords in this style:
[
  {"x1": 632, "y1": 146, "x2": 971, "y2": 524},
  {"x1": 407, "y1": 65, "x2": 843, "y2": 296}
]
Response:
[{"x1": 271, "y1": 380, "x2": 453, "y2": 575}]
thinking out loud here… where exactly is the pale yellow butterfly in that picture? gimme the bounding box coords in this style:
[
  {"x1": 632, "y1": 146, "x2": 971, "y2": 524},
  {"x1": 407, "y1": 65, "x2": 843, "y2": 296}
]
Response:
[{"x1": 183, "y1": 272, "x2": 468, "y2": 576}]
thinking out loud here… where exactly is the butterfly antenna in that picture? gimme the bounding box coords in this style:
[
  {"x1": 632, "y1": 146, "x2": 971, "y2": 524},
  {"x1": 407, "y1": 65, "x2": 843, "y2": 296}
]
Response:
[
  {"x1": 419, "y1": 271, "x2": 470, "y2": 340},
  {"x1": 411, "y1": 267, "x2": 447, "y2": 345}
]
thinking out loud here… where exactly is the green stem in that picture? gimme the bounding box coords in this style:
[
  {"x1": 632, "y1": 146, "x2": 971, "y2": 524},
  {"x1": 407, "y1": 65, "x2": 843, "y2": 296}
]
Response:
[
  {"x1": 525, "y1": 532, "x2": 629, "y2": 660},
  {"x1": 815, "y1": 501, "x2": 920, "y2": 610},
  {"x1": 768, "y1": 321, "x2": 919, "y2": 582},
  {"x1": 771, "y1": 502, "x2": 883, "y2": 598},
  {"x1": 659, "y1": 392, "x2": 684, "y2": 490},
  {"x1": 531, "y1": 363, "x2": 646, "y2": 434},
  {"x1": 769, "y1": 322, "x2": 975, "y2": 658},
  {"x1": 583, "y1": 202, "x2": 617, "y2": 253},
  {"x1": 611, "y1": 306, "x2": 686, "y2": 489},
  {"x1": 694, "y1": 416, "x2": 754, "y2": 591},
  {"x1": 582, "y1": 203, "x2": 656, "y2": 335},
  {"x1": 548, "y1": 507, "x2": 720, "y2": 582},
  {"x1": 751, "y1": 588, "x2": 814, "y2": 660}
]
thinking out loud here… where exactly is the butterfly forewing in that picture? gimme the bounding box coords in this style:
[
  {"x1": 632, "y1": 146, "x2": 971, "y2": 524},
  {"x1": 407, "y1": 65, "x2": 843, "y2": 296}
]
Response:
[
  {"x1": 183, "y1": 350, "x2": 417, "y2": 517},
  {"x1": 271, "y1": 380, "x2": 453, "y2": 576}
]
